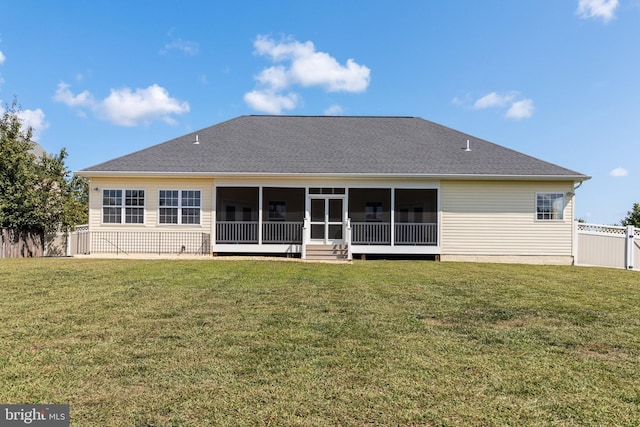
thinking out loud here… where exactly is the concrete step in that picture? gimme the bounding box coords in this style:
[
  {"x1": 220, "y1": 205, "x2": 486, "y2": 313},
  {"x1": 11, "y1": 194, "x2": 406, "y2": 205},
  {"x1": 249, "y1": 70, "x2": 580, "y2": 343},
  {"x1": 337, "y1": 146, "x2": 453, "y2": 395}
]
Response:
[{"x1": 305, "y1": 244, "x2": 349, "y2": 261}]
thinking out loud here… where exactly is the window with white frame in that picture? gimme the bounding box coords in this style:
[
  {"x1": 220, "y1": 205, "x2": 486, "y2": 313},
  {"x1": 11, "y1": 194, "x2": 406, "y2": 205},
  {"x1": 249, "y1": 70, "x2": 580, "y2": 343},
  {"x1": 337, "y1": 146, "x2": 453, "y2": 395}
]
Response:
[
  {"x1": 365, "y1": 202, "x2": 383, "y2": 221},
  {"x1": 159, "y1": 190, "x2": 201, "y2": 224},
  {"x1": 102, "y1": 189, "x2": 145, "y2": 224},
  {"x1": 268, "y1": 201, "x2": 286, "y2": 221},
  {"x1": 536, "y1": 192, "x2": 564, "y2": 220}
]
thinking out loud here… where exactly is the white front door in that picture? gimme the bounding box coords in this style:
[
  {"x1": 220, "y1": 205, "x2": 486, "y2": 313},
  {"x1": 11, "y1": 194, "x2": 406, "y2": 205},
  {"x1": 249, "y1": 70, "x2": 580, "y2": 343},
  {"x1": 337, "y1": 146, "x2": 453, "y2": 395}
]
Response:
[{"x1": 310, "y1": 197, "x2": 344, "y2": 244}]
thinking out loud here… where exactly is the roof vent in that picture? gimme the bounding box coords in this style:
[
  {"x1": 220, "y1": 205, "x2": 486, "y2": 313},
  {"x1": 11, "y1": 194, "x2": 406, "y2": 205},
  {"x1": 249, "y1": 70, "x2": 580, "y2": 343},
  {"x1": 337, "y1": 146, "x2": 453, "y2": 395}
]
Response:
[
  {"x1": 464, "y1": 139, "x2": 471, "y2": 152},
  {"x1": 193, "y1": 134, "x2": 199, "y2": 145}
]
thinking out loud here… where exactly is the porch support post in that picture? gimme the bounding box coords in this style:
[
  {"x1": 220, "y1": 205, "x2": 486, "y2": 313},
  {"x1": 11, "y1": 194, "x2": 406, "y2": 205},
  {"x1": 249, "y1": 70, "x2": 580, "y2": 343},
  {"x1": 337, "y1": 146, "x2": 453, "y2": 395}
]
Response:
[
  {"x1": 258, "y1": 186, "x2": 263, "y2": 245},
  {"x1": 346, "y1": 218, "x2": 352, "y2": 260},
  {"x1": 302, "y1": 216, "x2": 309, "y2": 259},
  {"x1": 390, "y1": 188, "x2": 395, "y2": 247},
  {"x1": 302, "y1": 187, "x2": 310, "y2": 259},
  {"x1": 211, "y1": 185, "x2": 217, "y2": 254}
]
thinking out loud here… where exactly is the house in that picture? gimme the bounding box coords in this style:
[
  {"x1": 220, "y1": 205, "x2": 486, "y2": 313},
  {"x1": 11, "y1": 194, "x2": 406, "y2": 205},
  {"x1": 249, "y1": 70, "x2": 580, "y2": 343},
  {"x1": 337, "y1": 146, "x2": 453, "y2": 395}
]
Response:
[{"x1": 78, "y1": 115, "x2": 589, "y2": 262}]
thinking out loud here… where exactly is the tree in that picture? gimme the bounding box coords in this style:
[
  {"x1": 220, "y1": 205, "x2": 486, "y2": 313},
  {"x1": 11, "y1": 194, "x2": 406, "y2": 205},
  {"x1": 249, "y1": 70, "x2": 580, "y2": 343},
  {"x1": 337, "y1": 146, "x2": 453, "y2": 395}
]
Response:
[
  {"x1": 620, "y1": 202, "x2": 640, "y2": 228},
  {"x1": 0, "y1": 99, "x2": 88, "y2": 254}
]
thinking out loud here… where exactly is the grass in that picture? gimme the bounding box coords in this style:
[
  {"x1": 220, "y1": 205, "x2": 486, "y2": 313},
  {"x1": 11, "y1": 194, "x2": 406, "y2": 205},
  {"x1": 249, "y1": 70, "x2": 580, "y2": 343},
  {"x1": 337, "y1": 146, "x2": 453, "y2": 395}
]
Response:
[{"x1": 0, "y1": 258, "x2": 639, "y2": 426}]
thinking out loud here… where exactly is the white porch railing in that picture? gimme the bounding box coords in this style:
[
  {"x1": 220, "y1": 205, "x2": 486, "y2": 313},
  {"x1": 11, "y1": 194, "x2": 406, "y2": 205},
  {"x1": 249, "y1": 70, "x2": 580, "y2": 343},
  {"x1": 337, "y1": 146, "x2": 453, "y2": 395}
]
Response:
[
  {"x1": 395, "y1": 223, "x2": 437, "y2": 245},
  {"x1": 351, "y1": 222, "x2": 437, "y2": 245},
  {"x1": 216, "y1": 221, "x2": 258, "y2": 243},
  {"x1": 352, "y1": 222, "x2": 390, "y2": 244},
  {"x1": 217, "y1": 221, "x2": 438, "y2": 246},
  {"x1": 262, "y1": 221, "x2": 303, "y2": 243},
  {"x1": 216, "y1": 221, "x2": 303, "y2": 244}
]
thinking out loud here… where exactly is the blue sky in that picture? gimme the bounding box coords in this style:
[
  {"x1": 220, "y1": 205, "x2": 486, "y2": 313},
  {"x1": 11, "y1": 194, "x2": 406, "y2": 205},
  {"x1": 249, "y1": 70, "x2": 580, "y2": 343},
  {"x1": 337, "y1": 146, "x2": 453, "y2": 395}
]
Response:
[{"x1": 0, "y1": 0, "x2": 637, "y2": 224}]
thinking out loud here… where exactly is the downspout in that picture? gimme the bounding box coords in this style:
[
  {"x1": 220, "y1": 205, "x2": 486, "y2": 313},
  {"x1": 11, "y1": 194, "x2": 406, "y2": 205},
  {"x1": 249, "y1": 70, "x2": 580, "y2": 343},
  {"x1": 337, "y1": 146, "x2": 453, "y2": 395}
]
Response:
[{"x1": 571, "y1": 180, "x2": 584, "y2": 265}]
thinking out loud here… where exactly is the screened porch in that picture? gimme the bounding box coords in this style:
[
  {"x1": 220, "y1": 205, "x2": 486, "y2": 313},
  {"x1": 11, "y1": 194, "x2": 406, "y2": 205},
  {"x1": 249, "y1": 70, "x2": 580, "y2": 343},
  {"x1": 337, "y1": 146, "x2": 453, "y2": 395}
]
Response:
[
  {"x1": 214, "y1": 186, "x2": 438, "y2": 248},
  {"x1": 216, "y1": 187, "x2": 304, "y2": 244},
  {"x1": 348, "y1": 188, "x2": 438, "y2": 246}
]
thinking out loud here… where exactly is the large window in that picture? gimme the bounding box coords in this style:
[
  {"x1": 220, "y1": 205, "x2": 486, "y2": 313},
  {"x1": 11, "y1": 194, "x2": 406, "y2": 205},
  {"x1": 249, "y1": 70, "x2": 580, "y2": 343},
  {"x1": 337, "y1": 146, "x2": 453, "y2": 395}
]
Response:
[
  {"x1": 536, "y1": 193, "x2": 564, "y2": 220},
  {"x1": 159, "y1": 190, "x2": 201, "y2": 225},
  {"x1": 102, "y1": 189, "x2": 145, "y2": 224}
]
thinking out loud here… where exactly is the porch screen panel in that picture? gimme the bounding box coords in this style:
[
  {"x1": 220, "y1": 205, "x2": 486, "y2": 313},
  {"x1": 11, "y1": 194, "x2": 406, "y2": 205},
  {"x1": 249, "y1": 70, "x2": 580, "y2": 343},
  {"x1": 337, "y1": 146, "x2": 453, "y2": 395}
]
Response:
[
  {"x1": 311, "y1": 199, "x2": 325, "y2": 222},
  {"x1": 348, "y1": 188, "x2": 391, "y2": 245},
  {"x1": 216, "y1": 187, "x2": 259, "y2": 221},
  {"x1": 216, "y1": 187, "x2": 259, "y2": 243},
  {"x1": 310, "y1": 199, "x2": 325, "y2": 240},
  {"x1": 262, "y1": 187, "x2": 304, "y2": 243},
  {"x1": 394, "y1": 189, "x2": 438, "y2": 245},
  {"x1": 329, "y1": 199, "x2": 342, "y2": 222}
]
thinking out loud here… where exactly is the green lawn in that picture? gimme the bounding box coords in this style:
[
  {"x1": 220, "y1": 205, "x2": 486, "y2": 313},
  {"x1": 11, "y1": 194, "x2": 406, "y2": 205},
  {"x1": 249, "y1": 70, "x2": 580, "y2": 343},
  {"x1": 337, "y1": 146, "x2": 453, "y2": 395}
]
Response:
[{"x1": 0, "y1": 258, "x2": 638, "y2": 426}]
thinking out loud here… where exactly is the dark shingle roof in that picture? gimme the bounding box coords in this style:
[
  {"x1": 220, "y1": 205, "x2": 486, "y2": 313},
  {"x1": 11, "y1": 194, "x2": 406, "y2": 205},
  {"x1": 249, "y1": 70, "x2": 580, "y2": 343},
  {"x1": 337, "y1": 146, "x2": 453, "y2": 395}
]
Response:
[{"x1": 80, "y1": 116, "x2": 588, "y2": 179}]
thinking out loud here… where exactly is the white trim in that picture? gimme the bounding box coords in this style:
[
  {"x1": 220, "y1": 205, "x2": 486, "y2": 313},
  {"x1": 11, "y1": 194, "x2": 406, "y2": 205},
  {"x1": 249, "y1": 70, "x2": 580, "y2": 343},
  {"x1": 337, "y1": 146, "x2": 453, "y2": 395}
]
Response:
[
  {"x1": 308, "y1": 193, "x2": 347, "y2": 245},
  {"x1": 214, "y1": 243, "x2": 302, "y2": 254},
  {"x1": 351, "y1": 245, "x2": 440, "y2": 255},
  {"x1": 78, "y1": 170, "x2": 590, "y2": 182}
]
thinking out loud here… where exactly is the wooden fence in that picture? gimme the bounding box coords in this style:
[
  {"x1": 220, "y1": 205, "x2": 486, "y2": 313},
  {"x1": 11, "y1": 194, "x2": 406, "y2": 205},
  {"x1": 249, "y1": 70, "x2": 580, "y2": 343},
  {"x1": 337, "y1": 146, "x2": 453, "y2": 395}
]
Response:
[{"x1": 0, "y1": 228, "x2": 45, "y2": 258}]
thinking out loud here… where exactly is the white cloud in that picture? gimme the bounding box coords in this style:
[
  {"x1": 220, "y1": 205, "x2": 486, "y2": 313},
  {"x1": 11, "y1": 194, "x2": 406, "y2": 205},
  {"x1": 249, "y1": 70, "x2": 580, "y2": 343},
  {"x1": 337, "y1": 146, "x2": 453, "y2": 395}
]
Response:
[
  {"x1": 246, "y1": 35, "x2": 370, "y2": 113},
  {"x1": 244, "y1": 90, "x2": 298, "y2": 115},
  {"x1": 54, "y1": 82, "x2": 94, "y2": 107},
  {"x1": 324, "y1": 104, "x2": 344, "y2": 116},
  {"x1": 467, "y1": 91, "x2": 535, "y2": 119},
  {"x1": 17, "y1": 108, "x2": 49, "y2": 140},
  {"x1": 160, "y1": 28, "x2": 199, "y2": 56},
  {"x1": 290, "y1": 51, "x2": 370, "y2": 92},
  {"x1": 161, "y1": 38, "x2": 199, "y2": 56},
  {"x1": 473, "y1": 91, "x2": 517, "y2": 109},
  {"x1": 99, "y1": 85, "x2": 190, "y2": 126},
  {"x1": 576, "y1": 0, "x2": 619, "y2": 22},
  {"x1": 610, "y1": 167, "x2": 628, "y2": 177},
  {"x1": 506, "y1": 98, "x2": 535, "y2": 119},
  {"x1": 53, "y1": 82, "x2": 189, "y2": 126},
  {"x1": 256, "y1": 65, "x2": 290, "y2": 90}
]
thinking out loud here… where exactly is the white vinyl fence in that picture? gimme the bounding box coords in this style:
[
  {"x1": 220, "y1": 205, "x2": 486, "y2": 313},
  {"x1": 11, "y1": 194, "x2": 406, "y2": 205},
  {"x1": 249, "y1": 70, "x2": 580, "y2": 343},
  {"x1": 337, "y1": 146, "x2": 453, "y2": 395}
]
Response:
[
  {"x1": 576, "y1": 222, "x2": 639, "y2": 270},
  {"x1": 44, "y1": 225, "x2": 89, "y2": 257}
]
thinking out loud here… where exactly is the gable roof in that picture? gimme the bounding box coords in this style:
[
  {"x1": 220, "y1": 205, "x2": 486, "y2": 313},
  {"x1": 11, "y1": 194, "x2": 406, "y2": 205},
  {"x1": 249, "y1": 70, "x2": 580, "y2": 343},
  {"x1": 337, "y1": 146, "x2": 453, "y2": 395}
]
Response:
[
  {"x1": 29, "y1": 141, "x2": 47, "y2": 159},
  {"x1": 80, "y1": 116, "x2": 589, "y2": 180}
]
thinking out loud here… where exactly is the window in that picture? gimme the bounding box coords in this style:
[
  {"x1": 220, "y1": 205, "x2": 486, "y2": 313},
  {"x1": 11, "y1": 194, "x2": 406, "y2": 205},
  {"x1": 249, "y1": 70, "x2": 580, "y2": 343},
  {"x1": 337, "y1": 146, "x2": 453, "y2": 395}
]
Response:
[
  {"x1": 365, "y1": 202, "x2": 383, "y2": 221},
  {"x1": 536, "y1": 193, "x2": 564, "y2": 220},
  {"x1": 309, "y1": 187, "x2": 345, "y2": 195},
  {"x1": 268, "y1": 201, "x2": 286, "y2": 221},
  {"x1": 102, "y1": 189, "x2": 145, "y2": 224},
  {"x1": 159, "y1": 190, "x2": 201, "y2": 224}
]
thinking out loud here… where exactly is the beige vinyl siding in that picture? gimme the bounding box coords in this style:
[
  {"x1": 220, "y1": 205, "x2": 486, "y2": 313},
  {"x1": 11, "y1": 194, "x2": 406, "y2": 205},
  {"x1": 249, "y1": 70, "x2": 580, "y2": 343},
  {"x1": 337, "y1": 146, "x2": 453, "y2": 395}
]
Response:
[
  {"x1": 87, "y1": 177, "x2": 214, "y2": 232},
  {"x1": 441, "y1": 180, "x2": 574, "y2": 256}
]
